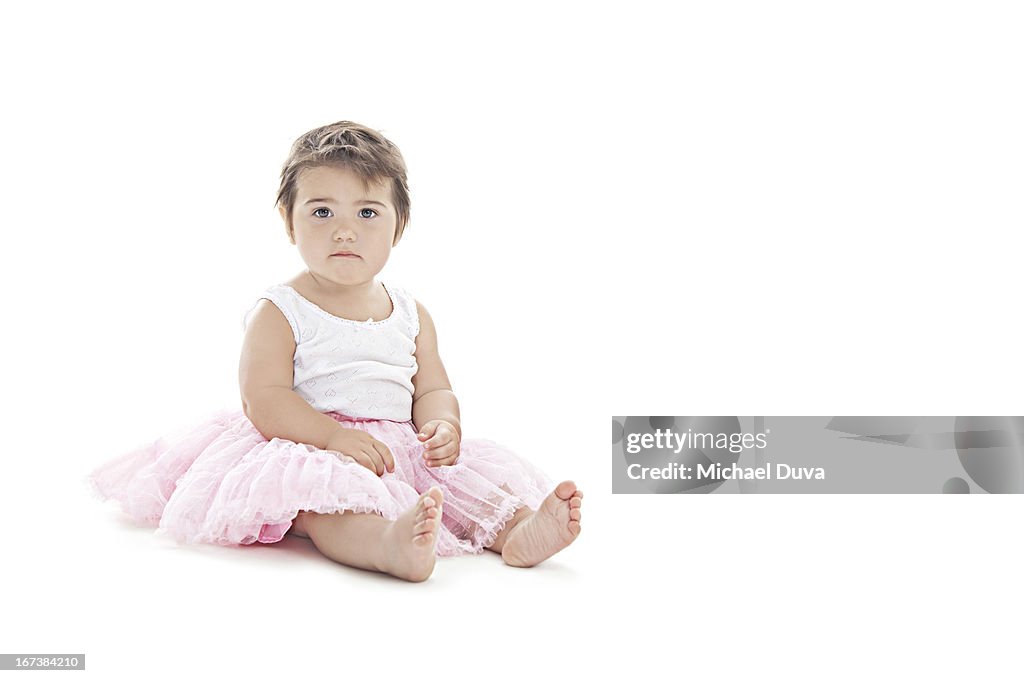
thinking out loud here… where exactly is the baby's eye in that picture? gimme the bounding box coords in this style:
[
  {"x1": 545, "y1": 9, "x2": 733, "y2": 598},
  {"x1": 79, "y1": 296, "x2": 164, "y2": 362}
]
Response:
[
  {"x1": 359, "y1": 208, "x2": 378, "y2": 219},
  {"x1": 313, "y1": 207, "x2": 333, "y2": 219}
]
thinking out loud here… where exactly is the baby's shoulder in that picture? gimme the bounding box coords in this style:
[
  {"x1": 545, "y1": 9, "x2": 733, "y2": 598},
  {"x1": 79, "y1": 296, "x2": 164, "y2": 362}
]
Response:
[
  {"x1": 382, "y1": 283, "x2": 423, "y2": 338},
  {"x1": 242, "y1": 288, "x2": 300, "y2": 345},
  {"x1": 241, "y1": 299, "x2": 298, "y2": 363}
]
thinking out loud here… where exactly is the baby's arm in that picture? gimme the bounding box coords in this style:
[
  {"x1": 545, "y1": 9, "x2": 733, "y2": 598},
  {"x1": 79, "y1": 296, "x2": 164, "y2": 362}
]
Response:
[
  {"x1": 411, "y1": 300, "x2": 461, "y2": 440},
  {"x1": 239, "y1": 300, "x2": 342, "y2": 449}
]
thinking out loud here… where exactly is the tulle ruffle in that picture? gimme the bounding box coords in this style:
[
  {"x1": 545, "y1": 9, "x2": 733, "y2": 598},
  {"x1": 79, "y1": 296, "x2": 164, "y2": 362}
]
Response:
[{"x1": 86, "y1": 408, "x2": 555, "y2": 557}]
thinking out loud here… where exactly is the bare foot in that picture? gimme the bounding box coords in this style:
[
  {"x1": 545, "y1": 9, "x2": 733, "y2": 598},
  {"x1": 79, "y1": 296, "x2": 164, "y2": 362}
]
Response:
[
  {"x1": 501, "y1": 481, "x2": 583, "y2": 568},
  {"x1": 380, "y1": 487, "x2": 444, "y2": 582}
]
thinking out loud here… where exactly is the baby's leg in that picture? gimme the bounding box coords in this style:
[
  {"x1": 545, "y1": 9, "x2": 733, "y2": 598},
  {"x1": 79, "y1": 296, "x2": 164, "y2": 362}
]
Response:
[{"x1": 290, "y1": 487, "x2": 444, "y2": 583}]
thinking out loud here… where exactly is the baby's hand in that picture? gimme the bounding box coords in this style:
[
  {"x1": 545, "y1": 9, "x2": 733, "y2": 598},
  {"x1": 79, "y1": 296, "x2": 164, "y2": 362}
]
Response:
[
  {"x1": 325, "y1": 427, "x2": 395, "y2": 477},
  {"x1": 417, "y1": 420, "x2": 461, "y2": 467}
]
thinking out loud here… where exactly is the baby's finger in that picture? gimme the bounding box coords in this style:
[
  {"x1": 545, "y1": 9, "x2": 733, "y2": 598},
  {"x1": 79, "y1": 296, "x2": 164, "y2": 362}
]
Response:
[
  {"x1": 422, "y1": 441, "x2": 449, "y2": 458},
  {"x1": 347, "y1": 452, "x2": 374, "y2": 473},
  {"x1": 425, "y1": 442, "x2": 457, "y2": 461},
  {"x1": 430, "y1": 453, "x2": 460, "y2": 468},
  {"x1": 372, "y1": 440, "x2": 395, "y2": 473},
  {"x1": 362, "y1": 449, "x2": 386, "y2": 476},
  {"x1": 422, "y1": 433, "x2": 452, "y2": 451}
]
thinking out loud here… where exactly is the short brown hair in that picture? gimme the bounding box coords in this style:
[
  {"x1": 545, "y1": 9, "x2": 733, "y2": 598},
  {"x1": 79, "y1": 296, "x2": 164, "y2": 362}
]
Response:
[{"x1": 275, "y1": 121, "x2": 410, "y2": 245}]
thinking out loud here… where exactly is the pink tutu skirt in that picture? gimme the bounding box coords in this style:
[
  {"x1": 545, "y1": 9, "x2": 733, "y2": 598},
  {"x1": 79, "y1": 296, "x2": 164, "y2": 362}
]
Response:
[{"x1": 86, "y1": 408, "x2": 556, "y2": 557}]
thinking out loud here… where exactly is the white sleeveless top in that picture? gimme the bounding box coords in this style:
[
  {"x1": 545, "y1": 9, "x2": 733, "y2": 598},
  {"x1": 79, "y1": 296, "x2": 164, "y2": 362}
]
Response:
[{"x1": 241, "y1": 281, "x2": 420, "y2": 422}]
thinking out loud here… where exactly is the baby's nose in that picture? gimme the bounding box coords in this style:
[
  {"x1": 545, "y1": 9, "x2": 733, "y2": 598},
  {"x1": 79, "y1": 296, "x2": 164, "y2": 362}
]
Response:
[{"x1": 334, "y1": 224, "x2": 357, "y2": 239}]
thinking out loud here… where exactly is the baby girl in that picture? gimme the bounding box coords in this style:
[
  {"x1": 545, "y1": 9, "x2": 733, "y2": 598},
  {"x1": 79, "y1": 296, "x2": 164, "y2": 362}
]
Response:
[{"x1": 87, "y1": 120, "x2": 583, "y2": 582}]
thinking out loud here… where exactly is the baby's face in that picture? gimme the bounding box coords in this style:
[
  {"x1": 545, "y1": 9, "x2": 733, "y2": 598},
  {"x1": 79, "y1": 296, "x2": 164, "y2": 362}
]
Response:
[{"x1": 284, "y1": 165, "x2": 398, "y2": 287}]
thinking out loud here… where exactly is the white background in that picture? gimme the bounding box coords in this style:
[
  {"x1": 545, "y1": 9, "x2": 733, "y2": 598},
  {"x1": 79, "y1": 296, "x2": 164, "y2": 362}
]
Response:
[{"x1": 2, "y1": 1, "x2": 1021, "y2": 680}]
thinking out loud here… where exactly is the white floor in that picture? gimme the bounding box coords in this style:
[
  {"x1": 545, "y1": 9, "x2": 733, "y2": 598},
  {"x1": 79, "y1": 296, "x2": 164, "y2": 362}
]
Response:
[{"x1": 8, "y1": 471, "x2": 1022, "y2": 681}]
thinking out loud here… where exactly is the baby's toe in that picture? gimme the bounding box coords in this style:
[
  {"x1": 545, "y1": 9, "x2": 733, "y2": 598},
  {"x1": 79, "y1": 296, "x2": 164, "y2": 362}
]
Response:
[
  {"x1": 554, "y1": 480, "x2": 577, "y2": 499},
  {"x1": 568, "y1": 520, "x2": 581, "y2": 535},
  {"x1": 569, "y1": 497, "x2": 582, "y2": 509},
  {"x1": 569, "y1": 509, "x2": 581, "y2": 522}
]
